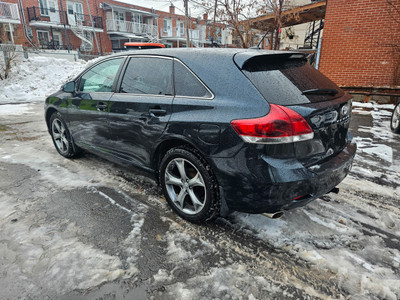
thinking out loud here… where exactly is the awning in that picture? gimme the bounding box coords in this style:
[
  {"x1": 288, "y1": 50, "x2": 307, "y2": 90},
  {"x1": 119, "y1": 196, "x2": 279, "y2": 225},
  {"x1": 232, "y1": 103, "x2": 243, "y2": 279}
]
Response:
[
  {"x1": 249, "y1": 0, "x2": 327, "y2": 29},
  {"x1": 109, "y1": 33, "x2": 146, "y2": 40},
  {"x1": 102, "y1": 2, "x2": 158, "y2": 17}
]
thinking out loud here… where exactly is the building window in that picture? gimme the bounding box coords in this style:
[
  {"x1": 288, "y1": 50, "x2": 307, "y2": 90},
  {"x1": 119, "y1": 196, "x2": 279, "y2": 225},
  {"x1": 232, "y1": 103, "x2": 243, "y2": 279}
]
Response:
[
  {"x1": 179, "y1": 22, "x2": 184, "y2": 35},
  {"x1": 52, "y1": 32, "x2": 62, "y2": 48},
  {"x1": 163, "y1": 19, "x2": 168, "y2": 33},
  {"x1": 39, "y1": 0, "x2": 49, "y2": 16},
  {"x1": 37, "y1": 30, "x2": 50, "y2": 48}
]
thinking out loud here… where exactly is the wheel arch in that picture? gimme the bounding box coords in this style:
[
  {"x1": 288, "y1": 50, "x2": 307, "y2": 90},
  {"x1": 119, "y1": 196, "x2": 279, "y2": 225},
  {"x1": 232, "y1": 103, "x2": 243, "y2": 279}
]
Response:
[
  {"x1": 45, "y1": 107, "x2": 59, "y2": 131},
  {"x1": 152, "y1": 138, "x2": 210, "y2": 181}
]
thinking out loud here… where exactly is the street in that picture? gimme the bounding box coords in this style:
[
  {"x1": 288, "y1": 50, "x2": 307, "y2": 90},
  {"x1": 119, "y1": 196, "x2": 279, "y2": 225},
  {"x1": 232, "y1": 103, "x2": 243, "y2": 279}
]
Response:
[{"x1": 0, "y1": 102, "x2": 399, "y2": 299}]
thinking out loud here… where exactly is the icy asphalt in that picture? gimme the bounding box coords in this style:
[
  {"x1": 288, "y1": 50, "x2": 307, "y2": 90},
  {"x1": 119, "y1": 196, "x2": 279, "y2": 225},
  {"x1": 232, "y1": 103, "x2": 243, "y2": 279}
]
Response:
[{"x1": 0, "y1": 101, "x2": 399, "y2": 300}]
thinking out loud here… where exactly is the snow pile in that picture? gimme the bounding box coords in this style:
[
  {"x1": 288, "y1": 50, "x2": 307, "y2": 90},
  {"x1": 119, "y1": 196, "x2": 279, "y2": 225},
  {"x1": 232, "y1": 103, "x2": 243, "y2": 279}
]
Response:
[{"x1": 0, "y1": 55, "x2": 87, "y2": 104}]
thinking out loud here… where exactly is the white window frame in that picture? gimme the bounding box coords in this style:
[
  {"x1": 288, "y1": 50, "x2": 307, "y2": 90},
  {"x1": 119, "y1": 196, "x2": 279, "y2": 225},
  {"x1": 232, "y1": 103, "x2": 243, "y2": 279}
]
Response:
[
  {"x1": 114, "y1": 10, "x2": 125, "y2": 21},
  {"x1": 37, "y1": 30, "x2": 50, "y2": 47},
  {"x1": 52, "y1": 31, "x2": 63, "y2": 47},
  {"x1": 163, "y1": 19, "x2": 167, "y2": 33},
  {"x1": 179, "y1": 22, "x2": 184, "y2": 35},
  {"x1": 39, "y1": 0, "x2": 49, "y2": 16},
  {"x1": 67, "y1": 1, "x2": 84, "y2": 21}
]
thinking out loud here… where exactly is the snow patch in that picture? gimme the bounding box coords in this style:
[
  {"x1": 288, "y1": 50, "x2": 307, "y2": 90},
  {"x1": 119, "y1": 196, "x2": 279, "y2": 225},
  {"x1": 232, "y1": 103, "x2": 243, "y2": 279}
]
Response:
[
  {"x1": 0, "y1": 56, "x2": 86, "y2": 104},
  {"x1": 0, "y1": 193, "x2": 125, "y2": 297},
  {"x1": 0, "y1": 103, "x2": 33, "y2": 115}
]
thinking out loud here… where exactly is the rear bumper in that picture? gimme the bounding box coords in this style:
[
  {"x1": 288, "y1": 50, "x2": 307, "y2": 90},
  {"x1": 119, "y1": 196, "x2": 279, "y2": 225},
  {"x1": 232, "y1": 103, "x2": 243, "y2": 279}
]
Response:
[{"x1": 210, "y1": 140, "x2": 357, "y2": 214}]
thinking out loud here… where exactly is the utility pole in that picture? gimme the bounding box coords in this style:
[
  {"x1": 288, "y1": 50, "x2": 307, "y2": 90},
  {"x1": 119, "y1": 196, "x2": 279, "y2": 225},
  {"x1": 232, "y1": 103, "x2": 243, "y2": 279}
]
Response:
[
  {"x1": 184, "y1": 0, "x2": 190, "y2": 47},
  {"x1": 85, "y1": 0, "x2": 101, "y2": 54},
  {"x1": 59, "y1": 0, "x2": 70, "y2": 52},
  {"x1": 212, "y1": 0, "x2": 217, "y2": 47}
]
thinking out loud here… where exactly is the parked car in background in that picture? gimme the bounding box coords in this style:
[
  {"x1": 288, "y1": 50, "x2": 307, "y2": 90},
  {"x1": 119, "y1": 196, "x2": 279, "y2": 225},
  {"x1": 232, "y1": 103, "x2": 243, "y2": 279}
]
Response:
[
  {"x1": 44, "y1": 49, "x2": 356, "y2": 223},
  {"x1": 391, "y1": 101, "x2": 400, "y2": 133},
  {"x1": 124, "y1": 42, "x2": 165, "y2": 50}
]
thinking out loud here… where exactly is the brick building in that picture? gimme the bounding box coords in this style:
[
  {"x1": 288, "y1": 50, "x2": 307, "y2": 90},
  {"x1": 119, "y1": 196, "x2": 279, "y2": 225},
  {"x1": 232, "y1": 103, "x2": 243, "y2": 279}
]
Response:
[
  {"x1": 318, "y1": 0, "x2": 400, "y2": 98},
  {"x1": 0, "y1": 0, "x2": 234, "y2": 53},
  {"x1": 0, "y1": 0, "x2": 111, "y2": 53}
]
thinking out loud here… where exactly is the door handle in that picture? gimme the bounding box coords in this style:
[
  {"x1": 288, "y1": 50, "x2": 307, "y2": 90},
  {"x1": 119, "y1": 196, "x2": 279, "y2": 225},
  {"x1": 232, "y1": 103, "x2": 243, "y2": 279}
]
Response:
[
  {"x1": 149, "y1": 108, "x2": 167, "y2": 117},
  {"x1": 96, "y1": 103, "x2": 108, "y2": 111}
]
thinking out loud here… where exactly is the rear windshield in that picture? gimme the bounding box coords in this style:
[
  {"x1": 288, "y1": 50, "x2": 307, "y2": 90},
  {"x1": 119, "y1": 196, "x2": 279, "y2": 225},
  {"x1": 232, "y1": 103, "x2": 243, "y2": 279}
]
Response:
[{"x1": 242, "y1": 56, "x2": 344, "y2": 105}]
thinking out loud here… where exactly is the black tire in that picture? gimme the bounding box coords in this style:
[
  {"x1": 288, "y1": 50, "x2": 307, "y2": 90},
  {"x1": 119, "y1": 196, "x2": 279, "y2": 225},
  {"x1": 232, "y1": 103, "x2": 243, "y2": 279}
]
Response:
[
  {"x1": 49, "y1": 112, "x2": 78, "y2": 158},
  {"x1": 391, "y1": 103, "x2": 400, "y2": 134},
  {"x1": 159, "y1": 147, "x2": 220, "y2": 223}
]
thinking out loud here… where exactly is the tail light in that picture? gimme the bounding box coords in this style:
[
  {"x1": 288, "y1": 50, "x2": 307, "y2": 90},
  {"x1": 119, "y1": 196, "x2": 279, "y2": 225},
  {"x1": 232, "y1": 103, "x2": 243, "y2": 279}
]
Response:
[{"x1": 230, "y1": 104, "x2": 314, "y2": 144}]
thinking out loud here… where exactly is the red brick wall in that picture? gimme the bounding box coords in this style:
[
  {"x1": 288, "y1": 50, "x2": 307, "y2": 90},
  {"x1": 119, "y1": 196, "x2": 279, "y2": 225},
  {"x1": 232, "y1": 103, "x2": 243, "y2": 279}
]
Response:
[{"x1": 319, "y1": 0, "x2": 400, "y2": 88}]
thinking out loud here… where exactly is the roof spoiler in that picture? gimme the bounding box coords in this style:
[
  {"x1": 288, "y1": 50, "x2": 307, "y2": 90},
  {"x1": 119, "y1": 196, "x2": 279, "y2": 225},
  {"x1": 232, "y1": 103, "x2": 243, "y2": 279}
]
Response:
[{"x1": 234, "y1": 51, "x2": 307, "y2": 69}]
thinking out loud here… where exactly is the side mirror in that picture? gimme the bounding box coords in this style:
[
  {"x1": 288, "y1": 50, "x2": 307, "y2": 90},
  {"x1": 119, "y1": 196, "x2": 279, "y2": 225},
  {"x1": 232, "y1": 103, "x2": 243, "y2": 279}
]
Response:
[{"x1": 63, "y1": 81, "x2": 76, "y2": 93}]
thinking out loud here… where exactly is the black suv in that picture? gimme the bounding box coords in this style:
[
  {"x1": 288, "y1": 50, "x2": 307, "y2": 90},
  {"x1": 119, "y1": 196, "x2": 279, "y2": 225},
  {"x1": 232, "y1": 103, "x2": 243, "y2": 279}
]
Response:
[{"x1": 45, "y1": 49, "x2": 356, "y2": 222}]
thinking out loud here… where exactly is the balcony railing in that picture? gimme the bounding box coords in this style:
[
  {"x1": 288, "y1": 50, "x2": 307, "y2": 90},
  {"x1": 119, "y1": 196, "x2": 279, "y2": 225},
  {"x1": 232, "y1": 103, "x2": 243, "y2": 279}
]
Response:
[
  {"x1": 160, "y1": 28, "x2": 202, "y2": 42},
  {"x1": 26, "y1": 6, "x2": 103, "y2": 29},
  {"x1": 106, "y1": 19, "x2": 157, "y2": 37},
  {"x1": 161, "y1": 26, "x2": 186, "y2": 38},
  {"x1": 0, "y1": 2, "x2": 20, "y2": 21}
]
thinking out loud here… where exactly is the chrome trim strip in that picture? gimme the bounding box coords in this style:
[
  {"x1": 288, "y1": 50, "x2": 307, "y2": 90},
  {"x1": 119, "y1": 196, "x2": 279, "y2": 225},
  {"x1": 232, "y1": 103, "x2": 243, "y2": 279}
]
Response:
[
  {"x1": 173, "y1": 58, "x2": 215, "y2": 100},
  {"x1": 127, "y1": 54, "x2": 174, "y2": 60},
  {"x1": 240, "y1": 132, "x2": 314, "y2": 144}
]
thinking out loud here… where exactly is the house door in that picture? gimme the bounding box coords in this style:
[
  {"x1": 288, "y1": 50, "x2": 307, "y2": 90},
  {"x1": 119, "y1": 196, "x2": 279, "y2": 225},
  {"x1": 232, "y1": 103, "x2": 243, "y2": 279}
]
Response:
[
  {"x1": 48, "y1": 0, "x2": 60, "y2": 24},
  {"x1": 37, "y1": 30, "x2": 50, "y2": 48},
  {"x1": 67, "y1": 2, "x2": 84, "y2": 26},
  {"x1": 52, "y1": 32, "x2": 63, "y2": 48},
  {"x1": 114, "y1": 11, "x2": 126, "y2": 32}
]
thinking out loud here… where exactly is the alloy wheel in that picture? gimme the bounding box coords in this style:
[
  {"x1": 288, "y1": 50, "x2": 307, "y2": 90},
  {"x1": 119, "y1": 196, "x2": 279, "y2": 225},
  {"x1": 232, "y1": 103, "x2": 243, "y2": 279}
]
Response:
[
  {"x1": 52, "y1": 118, "x2": 70, "y2": 155},
  {"x1": 391, "y1": 104, "x2": 400, "y2": 131},
  {"x1": 164, "y1": 158, "x2": 206, "y2": 215}
]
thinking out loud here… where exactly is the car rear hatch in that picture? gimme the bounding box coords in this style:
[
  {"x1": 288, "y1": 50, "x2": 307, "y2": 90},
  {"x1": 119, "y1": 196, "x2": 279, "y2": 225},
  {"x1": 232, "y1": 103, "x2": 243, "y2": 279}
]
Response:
[{"x1": 234, "y1": 52, "x2": 353, "y2": 167}]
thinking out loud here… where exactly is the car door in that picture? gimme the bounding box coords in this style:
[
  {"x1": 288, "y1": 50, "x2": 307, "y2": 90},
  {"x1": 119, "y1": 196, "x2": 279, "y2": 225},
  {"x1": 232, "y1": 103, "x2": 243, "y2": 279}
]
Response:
[
  {"x1": 107, "y1": 56, "x2": 174, "y2": 169},
  {"x1": 66, "y1": 57, "x2": 125, "y2": 149}
]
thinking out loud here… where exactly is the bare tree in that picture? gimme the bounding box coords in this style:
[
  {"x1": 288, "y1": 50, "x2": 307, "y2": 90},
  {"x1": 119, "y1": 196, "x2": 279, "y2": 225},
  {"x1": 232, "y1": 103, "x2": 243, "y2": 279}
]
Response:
[
  {"x1": 0, "y1": 45, "x2": 17, "y2": 80},
  {"x1": 204, "y1": 0, "x2": 260, "y2": 48},
  {"x1": 204, "y1": 0, "x2": 299, "y2": 49},
  {"x1": 257, "y1": 0, "x2": 299, "y2": 50}
]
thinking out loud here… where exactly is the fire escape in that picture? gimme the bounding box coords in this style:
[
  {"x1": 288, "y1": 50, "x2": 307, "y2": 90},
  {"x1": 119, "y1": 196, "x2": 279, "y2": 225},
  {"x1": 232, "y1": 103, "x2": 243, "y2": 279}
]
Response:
[
  {"x1": 70, "y1": 17, "x2": 93, "y2": 51},
  {"x1": 303, "y1": 19, "x2": 324, "y2": 49}
]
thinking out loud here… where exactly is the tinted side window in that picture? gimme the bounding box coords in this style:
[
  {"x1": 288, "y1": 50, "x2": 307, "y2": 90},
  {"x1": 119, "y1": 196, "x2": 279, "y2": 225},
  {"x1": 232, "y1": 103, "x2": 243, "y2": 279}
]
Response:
[
  {"x1": 120, "y1": 57, "x2": 173, "y2": 95},
  {"x1": 78, "y1": 58, "x2": 124, "y2": 92},
  {"x1": 174, "y1": 60, "x2": 212, "y2": 98}
]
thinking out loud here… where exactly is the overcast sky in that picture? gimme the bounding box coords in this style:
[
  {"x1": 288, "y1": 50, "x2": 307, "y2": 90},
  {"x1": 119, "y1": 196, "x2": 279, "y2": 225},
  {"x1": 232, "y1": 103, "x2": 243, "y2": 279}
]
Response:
[{"x1": 116, "y1": 0, "x2": 209, "y2": 17}]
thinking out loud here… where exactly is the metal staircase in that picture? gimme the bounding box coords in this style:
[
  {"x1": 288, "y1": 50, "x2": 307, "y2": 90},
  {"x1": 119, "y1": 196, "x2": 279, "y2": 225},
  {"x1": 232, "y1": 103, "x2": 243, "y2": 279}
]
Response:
[
  {"x1": 70, "y1": 17, "x2": 93, "y2": 51},
  {"x1": 303, "y1": 20, "x2": 324, "y2": 49}
]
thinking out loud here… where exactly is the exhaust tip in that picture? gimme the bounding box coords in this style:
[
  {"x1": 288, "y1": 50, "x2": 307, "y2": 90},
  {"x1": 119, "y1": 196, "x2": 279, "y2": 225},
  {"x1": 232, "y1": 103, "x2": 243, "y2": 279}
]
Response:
[{"x1": 262, "y1": 211, "x2": 284, "y2": 219}]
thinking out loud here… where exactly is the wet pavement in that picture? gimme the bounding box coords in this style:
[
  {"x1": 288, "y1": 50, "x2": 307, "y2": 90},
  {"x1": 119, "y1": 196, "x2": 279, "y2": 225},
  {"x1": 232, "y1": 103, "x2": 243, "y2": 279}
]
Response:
[{"x1": 0, "y1": 102, "x2": 399, "y2": 299}]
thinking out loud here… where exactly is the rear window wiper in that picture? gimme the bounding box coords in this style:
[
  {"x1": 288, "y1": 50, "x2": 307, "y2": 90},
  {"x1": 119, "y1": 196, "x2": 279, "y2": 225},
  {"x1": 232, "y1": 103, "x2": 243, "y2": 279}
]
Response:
[{"x1": 302, "y1": 88, "x2": 339, "y2": 95}]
